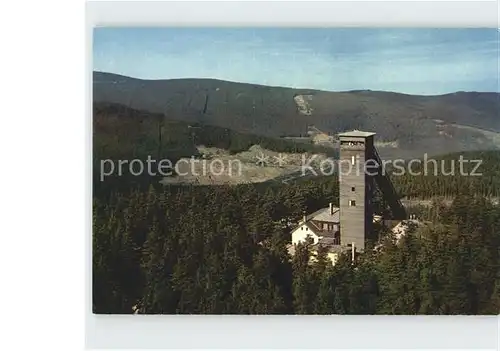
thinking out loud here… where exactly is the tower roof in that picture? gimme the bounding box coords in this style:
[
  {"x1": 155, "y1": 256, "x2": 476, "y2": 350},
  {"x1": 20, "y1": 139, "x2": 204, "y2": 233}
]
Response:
[{"x1": 338, "y1": 130, "x2": 376, "y2": 138}]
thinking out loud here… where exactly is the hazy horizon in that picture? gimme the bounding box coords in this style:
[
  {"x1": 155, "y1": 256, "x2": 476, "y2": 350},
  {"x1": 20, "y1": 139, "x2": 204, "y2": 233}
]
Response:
[
  {"x1": 94, "y1": 70, "x2": 500, "y2": 97},
  {"x1": 93, "y1": 28, "x2": 500, "y2": 95}
]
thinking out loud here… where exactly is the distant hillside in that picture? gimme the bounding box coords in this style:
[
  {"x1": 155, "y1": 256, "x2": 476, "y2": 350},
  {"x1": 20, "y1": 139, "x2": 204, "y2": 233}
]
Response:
[
  {"x1": 93, "y1": 71, "x2": 500, "y2": 158},
  {"x1": 93, "y1": 102, "x2": 335, "y2": 163}
]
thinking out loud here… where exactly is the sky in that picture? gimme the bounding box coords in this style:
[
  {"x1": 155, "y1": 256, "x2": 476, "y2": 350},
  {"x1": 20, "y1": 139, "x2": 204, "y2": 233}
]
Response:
[{"x1": 93, "y1": 28, "x2": 499, "y2": 95}]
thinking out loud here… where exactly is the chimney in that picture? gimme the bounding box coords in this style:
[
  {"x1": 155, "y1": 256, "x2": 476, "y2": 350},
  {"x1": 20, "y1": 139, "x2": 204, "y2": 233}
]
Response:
[
  {"x1": 351, "y1": 242, "x2": 355, "y2": 262},
  {"x1": 302, "y1": 211, "x2": 307, "y2": 224},
  {"x1": 329, "y1": 202, "x2": 333, "y2": 214}
]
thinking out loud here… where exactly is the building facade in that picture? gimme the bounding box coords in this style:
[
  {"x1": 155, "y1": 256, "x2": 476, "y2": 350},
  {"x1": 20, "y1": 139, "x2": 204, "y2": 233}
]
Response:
[
  {"x1": 338, "y1": 130, "x2": 376, "y2": 252},
  {"x1": 291, "y1": 203, "x2": 340, "y2": 246}
]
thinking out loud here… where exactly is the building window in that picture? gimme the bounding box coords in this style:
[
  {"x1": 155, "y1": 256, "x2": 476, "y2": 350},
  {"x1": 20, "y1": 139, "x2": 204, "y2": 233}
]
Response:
[
  {"x1": 306, "y1": 227, "x2": 308, "y2": 231},
  {"x1": 351, "y1": 187, "x2": 355, "y2": 191},
  {"x1": 349, "y1": 200, "x2": 356, "y2": 206}
]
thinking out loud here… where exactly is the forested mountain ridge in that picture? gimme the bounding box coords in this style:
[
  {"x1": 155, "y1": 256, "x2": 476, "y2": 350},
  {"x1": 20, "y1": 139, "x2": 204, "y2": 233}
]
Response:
[{"x1": 93, "y1": 71, "x2": 500, "y2": 158}]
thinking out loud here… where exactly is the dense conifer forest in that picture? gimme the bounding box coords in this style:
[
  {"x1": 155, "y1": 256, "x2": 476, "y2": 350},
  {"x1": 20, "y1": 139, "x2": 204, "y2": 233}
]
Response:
[
  {"x1": 391, "y1": 150, "x2": 500, "y2": 199},
  {"x1": 92, "y1": 103, "x2": 500, "y2": 315},
  {"x1": 93, "y1": 173, "x2": 500, "y2": 314}
]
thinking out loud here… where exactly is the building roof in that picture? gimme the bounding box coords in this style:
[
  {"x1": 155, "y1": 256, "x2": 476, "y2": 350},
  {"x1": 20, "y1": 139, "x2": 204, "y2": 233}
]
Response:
[
  {"x1": 308, "y1": 206, "x2": 340, "y2": 223},
  {"x1": 310, "y1": 221, "x2": 336, "y2": 237},
  {"x1": 338, "y1": 130, "x2": 376, "y2": 138},
  {"x1": 291, "y1": 205, "x2": 340, "y2": 237}
]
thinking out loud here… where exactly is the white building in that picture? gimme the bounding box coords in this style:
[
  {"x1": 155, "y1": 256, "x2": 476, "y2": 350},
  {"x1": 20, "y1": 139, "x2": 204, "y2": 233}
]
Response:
[
  {"x1": 289, "y1": 203, "x2": 385, "y2": 265},
  {"x1": 289, "y1": 203, "x2": 347, "y2": 265},
  {"x1": 291, "y1": 203, "x2": 340, "y2": 246}
]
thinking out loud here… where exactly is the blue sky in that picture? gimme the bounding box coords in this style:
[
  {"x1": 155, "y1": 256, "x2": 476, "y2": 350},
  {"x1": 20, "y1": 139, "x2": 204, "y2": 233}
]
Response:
[{"x1": 93, "y1": 28, "x2": 499, "y2": 95}]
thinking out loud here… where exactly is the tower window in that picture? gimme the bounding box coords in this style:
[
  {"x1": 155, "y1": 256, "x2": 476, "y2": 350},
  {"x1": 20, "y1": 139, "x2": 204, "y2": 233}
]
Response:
[
  {"x1": 351, "y1": 187, "x2": 355, "y2": 191},
  {"x1": 349, "y1": 200, "x2": 356, "y2": 206}
]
